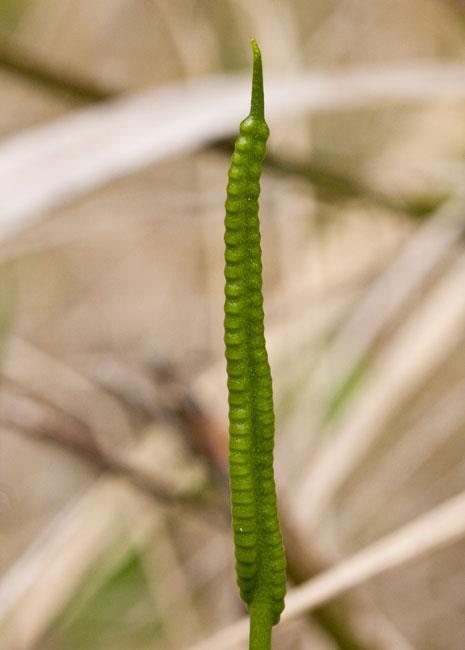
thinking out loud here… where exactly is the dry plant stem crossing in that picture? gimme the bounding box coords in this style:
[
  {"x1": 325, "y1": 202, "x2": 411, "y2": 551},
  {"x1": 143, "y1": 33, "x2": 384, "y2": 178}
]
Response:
[
  {"x1": 188, "y1": 489, "x2": 465, "y2": 650},
  {"x1": 0, "y1": 389, "x2": 215, "y2": 511},
  {"x1": 297, "y1": 241, "x2": 465, "y2": 529},
  {"x1": 3, "y1": 64, "x2": 465, "y2": 241}
]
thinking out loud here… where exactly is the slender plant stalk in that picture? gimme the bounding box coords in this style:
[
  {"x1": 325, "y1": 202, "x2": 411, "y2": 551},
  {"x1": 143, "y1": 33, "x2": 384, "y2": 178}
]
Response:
[
  {"x1": 224, "y1": 40, "x2": 286, "y2": 649},
  {"x1": 249, "y1": 601, "x2": 273, "y2": 648}
]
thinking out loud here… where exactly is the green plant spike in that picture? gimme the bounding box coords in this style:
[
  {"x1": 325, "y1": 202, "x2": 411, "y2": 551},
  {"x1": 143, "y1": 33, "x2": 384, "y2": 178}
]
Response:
[{"x1": 224, "y1": 39, "x2": 286, "y2": 649}]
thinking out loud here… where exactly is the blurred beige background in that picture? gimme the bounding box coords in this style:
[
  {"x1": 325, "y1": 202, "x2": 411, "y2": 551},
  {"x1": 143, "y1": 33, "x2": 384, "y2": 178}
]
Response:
[{"x1": 2, "y1": 1, "x2": 465, "y2": 649}]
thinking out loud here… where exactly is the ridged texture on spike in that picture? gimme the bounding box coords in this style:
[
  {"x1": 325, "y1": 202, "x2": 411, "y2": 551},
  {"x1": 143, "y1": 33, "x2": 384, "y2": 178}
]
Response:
[{"x1": 224, "y1": 39, "x2": 286, "y2": 626}]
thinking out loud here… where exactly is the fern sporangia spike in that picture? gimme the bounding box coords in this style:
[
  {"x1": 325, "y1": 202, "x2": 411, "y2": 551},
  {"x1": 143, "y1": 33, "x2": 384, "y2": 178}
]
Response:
[{"x1": 224, "y1": 39, "x2": 286, "y2": 648}]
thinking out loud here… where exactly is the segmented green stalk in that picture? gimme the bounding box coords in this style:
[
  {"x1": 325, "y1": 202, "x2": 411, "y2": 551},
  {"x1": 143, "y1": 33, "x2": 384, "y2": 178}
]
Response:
[{"x1": 224, "y1": 40, "x2": 286, "y2": 647}]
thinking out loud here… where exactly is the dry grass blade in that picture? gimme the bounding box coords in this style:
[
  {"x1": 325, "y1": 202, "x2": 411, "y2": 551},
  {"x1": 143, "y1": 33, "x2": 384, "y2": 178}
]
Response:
[
  {"x1": 308, "y1": 195, "x2": 465, "y2": 402},
  {"x1": 3, "y1": 64, "x2": 465, "y2": 241},
  {"x1": 188, "y1": 490, "x2": 465, "y2": 650},
  {"x1": 0, "y1": 488, "x2": 95, "y2": 623},
  {"x1": 0, "y1": 389, "x2": 201, "y2": 507},
  {"x1": 0, "y1": 481, "x2": 159, "y2": 648},
  {"x1": 296, "y1": 246, "x2": 465, "y2": 528},
  {"x1": 3, "y1": 336, "x2": 134, "y2": 448},
  {"x1": 342, "y1": 375, "x2": 465, "y2": 530}
]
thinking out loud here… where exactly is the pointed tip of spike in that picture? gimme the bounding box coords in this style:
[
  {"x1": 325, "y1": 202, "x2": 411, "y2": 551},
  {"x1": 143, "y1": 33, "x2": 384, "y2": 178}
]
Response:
[
  {"x1": 249, "y1": 39, "x2": 264, "y2": 120},
  {"x1": 251, "y1": 38, "x2": 260, "y2": 58}
]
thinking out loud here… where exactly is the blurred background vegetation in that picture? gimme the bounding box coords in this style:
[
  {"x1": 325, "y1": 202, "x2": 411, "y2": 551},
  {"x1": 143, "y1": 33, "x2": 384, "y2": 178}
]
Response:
[{"x1": 2, "y1": 1, "x2": 465, "y2": 648}]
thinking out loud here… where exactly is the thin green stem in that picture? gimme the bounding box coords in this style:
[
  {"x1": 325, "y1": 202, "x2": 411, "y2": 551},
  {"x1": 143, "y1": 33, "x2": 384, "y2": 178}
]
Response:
[{"x1": 249, "y1": 601, "x2": 273, "y2": 650}]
